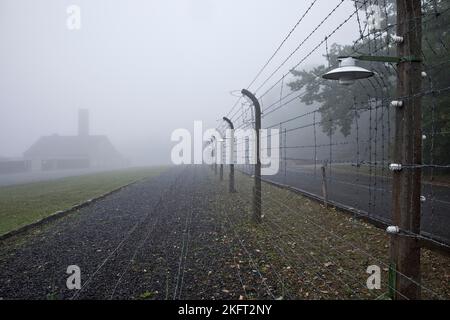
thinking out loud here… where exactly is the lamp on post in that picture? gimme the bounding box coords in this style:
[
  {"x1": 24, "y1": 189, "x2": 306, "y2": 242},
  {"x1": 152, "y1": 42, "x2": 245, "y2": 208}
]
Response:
[
  {"x1": 218, "y1": 136, "x2": 224, "y2": 181},
  {"x1": 241, "y1": 89, "x2": 262, "y2": 223},
  {"x1": 322, "y1": 55, "x2": 421, "y2": 84},
  {"x1": 321, "y1": 43, "x2": 424, "y2": 299},
  {"x1": 223, "y1": 117, "x2": 236, "y2": 193},
  {"x1": 211, "y1": 136, "x2": 217, "y2": 175},
  {"x1": 322, "y1": 57, "x2": 374, "y2": 85}
]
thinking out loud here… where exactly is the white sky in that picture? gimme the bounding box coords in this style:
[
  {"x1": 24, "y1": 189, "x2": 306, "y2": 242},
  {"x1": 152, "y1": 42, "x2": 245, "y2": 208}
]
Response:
[{"x1": 0, "y1": 0, "x2": 361, "y2": 164}]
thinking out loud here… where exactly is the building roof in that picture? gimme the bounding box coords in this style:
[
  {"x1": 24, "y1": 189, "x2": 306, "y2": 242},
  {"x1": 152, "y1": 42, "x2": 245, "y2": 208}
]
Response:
[{"x1": 24, "y1": 134, "x2": 121, "y2": 160}]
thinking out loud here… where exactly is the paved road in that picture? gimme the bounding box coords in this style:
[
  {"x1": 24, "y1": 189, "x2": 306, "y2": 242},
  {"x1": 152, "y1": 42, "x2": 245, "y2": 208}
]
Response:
[
  {"x1": 254, "y1": 164, "x2": 450, "y2": 245},
  {"x1": 0, "y1": 166, "x2": 274, "y2": 300}
]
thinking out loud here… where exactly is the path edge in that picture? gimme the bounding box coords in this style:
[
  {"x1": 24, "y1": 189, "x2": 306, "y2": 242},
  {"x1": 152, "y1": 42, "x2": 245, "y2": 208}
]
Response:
[{"x1": 0, "y1": 178, "x2": 145, "y2": 242}]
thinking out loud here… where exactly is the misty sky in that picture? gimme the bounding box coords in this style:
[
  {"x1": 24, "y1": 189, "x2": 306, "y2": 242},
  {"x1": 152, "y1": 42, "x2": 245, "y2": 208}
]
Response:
[{"x1": 0, "y1": 0, "x2": 360, "y2": 165}]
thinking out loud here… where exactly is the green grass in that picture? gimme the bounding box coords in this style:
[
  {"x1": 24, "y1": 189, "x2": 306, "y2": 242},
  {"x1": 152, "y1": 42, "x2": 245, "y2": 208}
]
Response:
[{"x1": 0, "y1": 166, "x2": 167, "y2": 236}]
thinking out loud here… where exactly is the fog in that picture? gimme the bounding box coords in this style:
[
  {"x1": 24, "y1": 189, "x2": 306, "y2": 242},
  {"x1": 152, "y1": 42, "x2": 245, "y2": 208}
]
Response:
[{"x1": 0, "y1": 0, "x2": 359, "y2": 166}]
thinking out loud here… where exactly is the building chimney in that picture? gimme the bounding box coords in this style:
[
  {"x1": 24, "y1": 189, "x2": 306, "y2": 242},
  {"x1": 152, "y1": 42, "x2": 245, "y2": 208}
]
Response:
[{"x1": 78, "y1": 109, "x2": 89, "y2": 136}]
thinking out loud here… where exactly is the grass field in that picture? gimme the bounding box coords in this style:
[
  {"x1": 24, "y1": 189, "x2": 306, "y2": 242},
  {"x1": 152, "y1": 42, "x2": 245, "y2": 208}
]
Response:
[{"x1": 0, "y1": 167, "x2": 167, "y2": 236}]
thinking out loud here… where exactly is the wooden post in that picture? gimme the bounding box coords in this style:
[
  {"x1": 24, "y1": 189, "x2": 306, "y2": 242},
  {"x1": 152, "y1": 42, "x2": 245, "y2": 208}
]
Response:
[
  {"x1": 284, "y1": 128, "x2": 287, "y2": 181},
  {"x1": 390, "y1": 0, "x2": 422, "y2": 300},
  {"x1": 321, "y1": 164, "x2": 328, "y2": 208}
]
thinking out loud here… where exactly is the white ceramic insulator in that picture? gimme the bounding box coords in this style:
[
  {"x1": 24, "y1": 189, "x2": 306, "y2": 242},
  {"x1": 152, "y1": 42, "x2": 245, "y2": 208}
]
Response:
[
  {"x1": 386, "y1": 226, "x2": 400, "y2": 234},
  {"x1": 389, "y1": 163, "x2": 402, "y2": 171},
  {"x1": 390, "y1": 100, "x2": 403, "y2": 108},
  {"x1": 391, "y1": 34, "x2": 404, "y2": 43}
]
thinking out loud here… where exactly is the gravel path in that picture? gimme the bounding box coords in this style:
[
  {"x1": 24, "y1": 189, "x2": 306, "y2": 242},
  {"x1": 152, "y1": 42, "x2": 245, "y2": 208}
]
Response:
[
  {"x1": 0, "y1": 165, "x2": 271, "y2": 300},
  {"x1": 1, "y1": 165, "x2": 447, "y2": 300}
]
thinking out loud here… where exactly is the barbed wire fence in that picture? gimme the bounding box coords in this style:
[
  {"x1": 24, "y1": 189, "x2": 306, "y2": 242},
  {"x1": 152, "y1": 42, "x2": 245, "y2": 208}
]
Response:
[{"x1": 212, "y1": 0, "x2": 450, "y2": 300}]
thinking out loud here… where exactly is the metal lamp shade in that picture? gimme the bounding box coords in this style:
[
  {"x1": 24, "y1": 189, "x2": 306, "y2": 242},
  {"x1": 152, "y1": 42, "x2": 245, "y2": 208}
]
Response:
[{"x1": 322, "y1": 57, "x2": 374, "y2": 85}]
